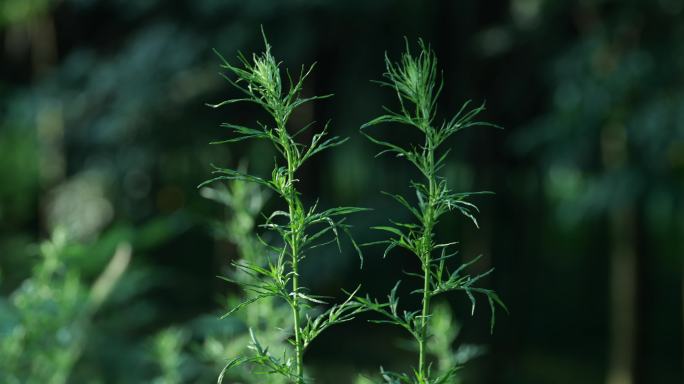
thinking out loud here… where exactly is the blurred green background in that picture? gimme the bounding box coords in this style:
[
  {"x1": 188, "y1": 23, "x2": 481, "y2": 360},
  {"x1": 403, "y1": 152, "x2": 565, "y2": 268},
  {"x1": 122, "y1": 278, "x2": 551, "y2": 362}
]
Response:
[{"x1": 1, "y1": 0, "x2": 683, "y2": 383}]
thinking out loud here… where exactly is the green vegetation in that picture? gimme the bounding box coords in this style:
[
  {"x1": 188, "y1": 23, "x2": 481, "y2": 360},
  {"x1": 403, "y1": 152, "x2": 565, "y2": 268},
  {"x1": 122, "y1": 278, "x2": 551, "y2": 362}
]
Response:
[
  {"x1": 202, "y1": 31, "x2": 368, "y2": 383},
  {"x1": 356, "y1": 40, "x2": 505, "y2": 383},
  {"x1": 198, "y1": 177, "x2": 291, "y2": 384},
  {"x1": 2, "y1": 1, "x2": 682, "y2": 383},
  {"x1": 0, "y1": 231, "x2": 131, "y2": 384}
]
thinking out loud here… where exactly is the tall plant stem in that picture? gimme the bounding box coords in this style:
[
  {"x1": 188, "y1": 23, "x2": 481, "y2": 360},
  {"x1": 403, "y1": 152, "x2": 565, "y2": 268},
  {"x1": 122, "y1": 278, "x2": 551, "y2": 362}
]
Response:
[
  {"x1": 290, "y1": 201, "x2": 304, "y2": 384},
  {"x1": 418, "y1": 131, "x2": 437, "y2": 379},
  {"x1": 281, "y1": 122, "x2": 305, "y2": 384},
  {"x1": 291, "y1": 235, "x2": 304, "y2": 383},
  {"x1": 418, "y1": 241, "x2": 431, "y2": 378}
]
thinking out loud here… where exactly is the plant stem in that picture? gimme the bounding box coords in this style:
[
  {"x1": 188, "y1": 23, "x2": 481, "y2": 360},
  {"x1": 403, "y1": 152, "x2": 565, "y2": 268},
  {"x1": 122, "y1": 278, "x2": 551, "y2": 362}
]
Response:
[
  {"x1": 291, "y1": 244, "x2": 303, "y2": 383},
  {"x1": 418, "y1": 252, "x2": 431, "y2": 378},
  {"x1": 418, "y1": 129, "x2": 437, "y2": 379},
  {"x1": 281, "y1": 122, "x2": 305, "y2": 384},
  {"x1": 290, "y1": 211, "x2": 304, "y2": 384}
]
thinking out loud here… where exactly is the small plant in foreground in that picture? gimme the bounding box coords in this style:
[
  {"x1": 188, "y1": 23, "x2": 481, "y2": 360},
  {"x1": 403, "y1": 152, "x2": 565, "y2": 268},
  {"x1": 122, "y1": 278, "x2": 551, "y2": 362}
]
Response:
[
  {"x1": 357, "y1": 40, "x2": 507, "y2": 383},
  {"x1": 202, "y1": 30, "x2": 367, "y2": 384}
]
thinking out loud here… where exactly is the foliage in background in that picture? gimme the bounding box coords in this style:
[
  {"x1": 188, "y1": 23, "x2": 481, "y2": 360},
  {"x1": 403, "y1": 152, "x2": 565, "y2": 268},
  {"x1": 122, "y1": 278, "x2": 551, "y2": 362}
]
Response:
[
  {"x1": 151, "y1": 327, "x2": 187, "y2": 384},
  {"x1": 427, "y1": 302, "x2": 485, "y2": 378},
  {"x1": 201, "y1": 32, "x2": 367, "y2": 383},
  {"x1": 0, "y1": 177, "x2": 298, "y2": 384},
  {"x1": 0, "y1": 230, "x2": 131, "y2": 384},
  {"x1": 196, "y1": 179, "x2": 291, "y2": 384},
  {"x1": 513, "y1": 2, "x2": 684, "y2": 382},
  {"x1": 356, "y1": 40, "x2": 505, "y2": 383}
]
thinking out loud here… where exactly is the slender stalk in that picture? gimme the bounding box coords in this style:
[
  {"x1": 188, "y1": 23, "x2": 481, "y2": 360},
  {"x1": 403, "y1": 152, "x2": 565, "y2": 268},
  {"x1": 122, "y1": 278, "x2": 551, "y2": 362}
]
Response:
[
  {"x1": 283, "y1": 129, "x2": 305, "y2": 383},
  {"x1": 291, "y1": 261, "x2": 303, "y2": 382},
  {"x1": 291, "y1": 223, "x2": 304, "y2": 383},
  {"x1": 418, "y1": 135, "x2": 436, "y2": 378}
]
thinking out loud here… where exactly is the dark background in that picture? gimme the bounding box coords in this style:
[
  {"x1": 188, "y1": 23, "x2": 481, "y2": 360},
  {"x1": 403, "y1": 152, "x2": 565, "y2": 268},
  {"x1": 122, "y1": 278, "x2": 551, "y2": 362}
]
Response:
[{"x1": 1, "y1": 0, "x2": 683, "y2": 383}]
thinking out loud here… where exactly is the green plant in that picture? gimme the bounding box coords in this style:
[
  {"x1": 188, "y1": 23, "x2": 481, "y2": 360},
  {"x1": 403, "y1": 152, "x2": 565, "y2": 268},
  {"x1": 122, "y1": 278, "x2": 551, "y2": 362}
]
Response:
[
  {"x1": 198, "y1": 177, "x2": 290, "y2": 384},
  {"x1": 354, "y1": 301, "x2": 483, "y2": 384},
  {"x1": 356, "y1": 40, "x2": 506, "y2": 383},
  {"x1": 151, "y1": 327, "x2": 186, "y2": 384},
  {"x1": 202, "y1": 31, "x2": 367, "y2": 384},
  {"x1": 0, "y1": 230, "x2": 131, "y2": 384},
  {"x1": 143, "y1": 178, "x2": 288, "y2": 384},
  {"x1": 427, "y1": 302, "x2": 485, "y2": 382}
]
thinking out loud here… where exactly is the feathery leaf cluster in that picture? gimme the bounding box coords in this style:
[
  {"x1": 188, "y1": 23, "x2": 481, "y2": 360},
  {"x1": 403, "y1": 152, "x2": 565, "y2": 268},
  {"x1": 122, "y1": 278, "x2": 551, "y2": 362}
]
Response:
[
  {"x1": 203, "y1": 30, "x2": 367, "y2": 384},
  {"x1": 358, "y1": 39, "x2": 506, "y2": 384}
]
